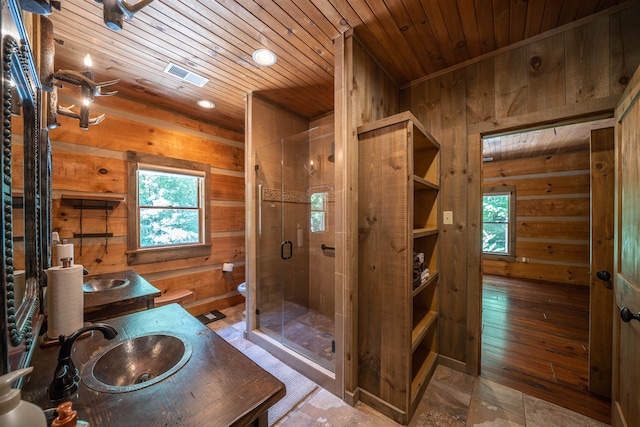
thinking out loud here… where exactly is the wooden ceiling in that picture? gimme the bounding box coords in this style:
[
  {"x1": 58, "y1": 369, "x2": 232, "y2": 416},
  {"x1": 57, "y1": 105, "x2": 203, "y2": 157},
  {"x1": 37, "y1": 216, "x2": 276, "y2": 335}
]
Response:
[
  {"x1": 47, "y1": 0, "x2": 626, "y2": 133},
  {"x1": 482, "y1": 118, "x2": 615, "y2": 162}
]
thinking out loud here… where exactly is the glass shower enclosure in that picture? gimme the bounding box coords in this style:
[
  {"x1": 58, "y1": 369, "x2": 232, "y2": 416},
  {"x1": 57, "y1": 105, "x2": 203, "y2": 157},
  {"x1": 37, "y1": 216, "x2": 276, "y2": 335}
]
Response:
[{"x1": 254, "y1": 128, "x2": 336, "y2": 372}]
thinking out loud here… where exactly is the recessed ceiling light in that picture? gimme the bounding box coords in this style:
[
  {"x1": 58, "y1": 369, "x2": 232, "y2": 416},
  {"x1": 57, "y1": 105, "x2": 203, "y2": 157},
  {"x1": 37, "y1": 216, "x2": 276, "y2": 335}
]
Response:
[
  {"x1": 197, "y1": 99, "x2": 215, "y2": 109},
  {"x1": 252, "y1": 48, "x2": 277, "y2": 66}
]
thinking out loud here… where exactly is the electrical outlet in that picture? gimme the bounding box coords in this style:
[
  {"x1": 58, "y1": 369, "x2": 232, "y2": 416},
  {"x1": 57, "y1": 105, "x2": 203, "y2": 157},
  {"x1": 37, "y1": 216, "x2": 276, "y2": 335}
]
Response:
[{"x1": 443, "y1": 211, "x2": 453, "y2": 225}]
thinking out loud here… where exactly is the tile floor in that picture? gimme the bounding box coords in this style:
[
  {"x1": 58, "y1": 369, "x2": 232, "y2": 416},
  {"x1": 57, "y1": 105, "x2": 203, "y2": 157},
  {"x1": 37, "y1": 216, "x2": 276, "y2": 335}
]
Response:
[{"x1": 208, "y1": 304, "x2": 610, "y2": 427}]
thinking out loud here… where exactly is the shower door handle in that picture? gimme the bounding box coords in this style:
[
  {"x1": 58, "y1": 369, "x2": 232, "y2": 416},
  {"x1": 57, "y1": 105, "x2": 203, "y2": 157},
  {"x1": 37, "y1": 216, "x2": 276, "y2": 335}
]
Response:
[{"x1": 281, "y1": 240, "x2": 292, "y2": 260}]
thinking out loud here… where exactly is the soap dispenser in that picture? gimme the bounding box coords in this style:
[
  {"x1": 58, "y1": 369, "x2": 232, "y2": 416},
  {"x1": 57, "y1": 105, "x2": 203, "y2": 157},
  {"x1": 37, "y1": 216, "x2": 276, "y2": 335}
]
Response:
[
  {"x1": 0, "y1": 367, "x2": 47, "y2": 427},
  {"x1": 52, "y1": 401, "x2": 89, "y2": 427}
]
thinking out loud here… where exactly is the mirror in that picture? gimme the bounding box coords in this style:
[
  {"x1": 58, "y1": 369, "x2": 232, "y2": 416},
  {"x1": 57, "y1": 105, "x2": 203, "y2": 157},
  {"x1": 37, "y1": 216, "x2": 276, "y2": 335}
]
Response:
[{"x1": 1, "y1": 0, "x2": 48, "y2": 374}]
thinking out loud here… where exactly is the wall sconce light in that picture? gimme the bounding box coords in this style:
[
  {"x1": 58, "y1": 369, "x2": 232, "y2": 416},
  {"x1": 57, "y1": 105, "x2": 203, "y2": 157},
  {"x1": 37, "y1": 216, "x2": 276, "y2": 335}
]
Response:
[
  {"x1": 304, "y1": 156, "x2": 321, "y2": 176},
  {"x1": 50, "y1": 54, "x2": 120, "y2": 130}
]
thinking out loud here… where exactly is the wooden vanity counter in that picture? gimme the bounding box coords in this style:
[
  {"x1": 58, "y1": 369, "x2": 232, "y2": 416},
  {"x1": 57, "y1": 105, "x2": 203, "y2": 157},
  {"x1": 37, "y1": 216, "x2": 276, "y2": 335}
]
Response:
[
  {"x1": 21, "y1": 304, "x2": 286, "y2": 426},
  {"x1": 83, "y1": 269, "x2": 161, "y2": 321}
]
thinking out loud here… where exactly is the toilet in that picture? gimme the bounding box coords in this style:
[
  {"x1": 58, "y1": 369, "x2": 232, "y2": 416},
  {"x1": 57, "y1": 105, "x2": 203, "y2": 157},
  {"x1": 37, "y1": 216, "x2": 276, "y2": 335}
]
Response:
[
  {"x1": 237, "y1": 281, "x2": 246, "y2": 298},
  {"x1": 237, "y1": 282, "x2": 247, "y2": 318}
]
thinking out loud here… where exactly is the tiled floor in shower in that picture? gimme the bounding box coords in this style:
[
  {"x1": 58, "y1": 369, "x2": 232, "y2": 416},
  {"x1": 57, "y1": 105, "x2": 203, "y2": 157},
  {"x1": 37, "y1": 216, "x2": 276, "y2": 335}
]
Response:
[{"x1": 258, "y1": 300, "x2": 335, "y2": 369}]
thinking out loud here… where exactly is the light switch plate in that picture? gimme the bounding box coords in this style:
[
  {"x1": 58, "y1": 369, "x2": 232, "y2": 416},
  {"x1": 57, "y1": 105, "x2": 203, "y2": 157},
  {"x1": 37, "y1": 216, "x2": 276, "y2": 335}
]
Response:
[{"x1": 443, "y1": 211, "x2": 453, "y2": 225}]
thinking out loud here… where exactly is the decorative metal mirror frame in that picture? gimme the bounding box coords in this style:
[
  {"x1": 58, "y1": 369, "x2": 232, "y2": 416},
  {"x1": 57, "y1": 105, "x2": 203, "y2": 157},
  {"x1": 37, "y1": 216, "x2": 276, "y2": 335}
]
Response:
[{"x1": 1, "y1": 0, "x2": 48, "y2": 374}]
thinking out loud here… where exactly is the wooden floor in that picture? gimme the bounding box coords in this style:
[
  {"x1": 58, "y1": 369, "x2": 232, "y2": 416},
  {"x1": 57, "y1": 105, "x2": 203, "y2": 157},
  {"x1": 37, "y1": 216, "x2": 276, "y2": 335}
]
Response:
[{"x1": 481, "y1": 275, "x2": 611, "y2": 424}]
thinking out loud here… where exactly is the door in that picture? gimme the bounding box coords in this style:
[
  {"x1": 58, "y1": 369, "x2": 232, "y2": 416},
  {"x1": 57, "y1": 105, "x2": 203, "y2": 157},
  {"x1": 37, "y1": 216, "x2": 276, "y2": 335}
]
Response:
[
  {"x1": 612, "y1": 68, "x2": 640, "y2": 427},
  {"x1": 589, "y1": 127, "x2": 614, "y2": 397}
]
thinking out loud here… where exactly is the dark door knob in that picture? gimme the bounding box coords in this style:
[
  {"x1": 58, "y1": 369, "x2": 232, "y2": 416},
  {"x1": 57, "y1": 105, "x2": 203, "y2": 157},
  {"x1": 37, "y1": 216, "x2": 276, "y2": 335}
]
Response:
[
  {"x1": 596, "y1": 270, "x2": 611, "y2": 281},
  {"x1": 620, "y1": 307, "x2": 640, "y2": 323}
]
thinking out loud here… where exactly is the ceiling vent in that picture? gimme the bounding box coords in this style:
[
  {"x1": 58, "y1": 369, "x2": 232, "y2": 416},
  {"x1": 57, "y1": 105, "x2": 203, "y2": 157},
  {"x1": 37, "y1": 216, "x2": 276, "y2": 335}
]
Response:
[{"x1": 163, "y1": 62, "x2": 209, "y2": 87}]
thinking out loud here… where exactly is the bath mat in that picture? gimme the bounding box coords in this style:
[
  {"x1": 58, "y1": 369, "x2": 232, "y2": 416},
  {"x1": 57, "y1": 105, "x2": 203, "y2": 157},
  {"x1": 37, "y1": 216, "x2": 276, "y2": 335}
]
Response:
[
  {"x1": 227, "y1": 337, "x2": 318, "y2": 426},
  {"x1": 196, "y1": 310, "x2": 226, "y2": 325}
]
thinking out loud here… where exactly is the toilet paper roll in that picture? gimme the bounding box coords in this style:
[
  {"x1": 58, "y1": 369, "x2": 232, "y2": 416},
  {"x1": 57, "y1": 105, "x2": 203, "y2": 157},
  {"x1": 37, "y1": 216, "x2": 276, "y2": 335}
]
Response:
[
  {"x1": 222, "y1": 262, "x2": 234, "y2": 272},
  {"x1": 13, "y1": 270, "x2": 25, "y2": 305},
  {"x1": 46, "y1": 264, "x2": 84, "y2": 338},
  {"x1": 55, "y1": 243, "x2": 74, "y2": 266}
]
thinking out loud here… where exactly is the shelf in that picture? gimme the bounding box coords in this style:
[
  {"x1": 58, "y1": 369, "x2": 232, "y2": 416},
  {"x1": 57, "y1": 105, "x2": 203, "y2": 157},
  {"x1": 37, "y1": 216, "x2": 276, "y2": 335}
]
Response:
[
  {"x1": 414, "y1": 175, "x2": 438, "y2": 191},
  {"x1": 413, "y1": 227, "x2": 438, "y2": 238},
  {"x1": 412, "y1": 271, "x2": 439, "y2": 297},
  {"x1": 61, "y1": 194, "x2": 125, "y2": 210},
  {"x1": 410, "y1": 349, "x2": 438, "y2": 403},
  {"x1": 411, "y1": 309, "x2": 438, "y2": 352}
]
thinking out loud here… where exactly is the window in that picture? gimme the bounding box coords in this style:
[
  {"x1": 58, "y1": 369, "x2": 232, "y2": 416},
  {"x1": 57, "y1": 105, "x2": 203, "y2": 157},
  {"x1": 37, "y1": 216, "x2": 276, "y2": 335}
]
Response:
[
  {"x1": 310, "y1": 192, "x2": 326, "y2": 232},
  {"x1": 482, "y1": 186, "x2": 515, "y2": 259},
  {"x1": 127, "y1": 151, "x2": 210, "y2": 264}
]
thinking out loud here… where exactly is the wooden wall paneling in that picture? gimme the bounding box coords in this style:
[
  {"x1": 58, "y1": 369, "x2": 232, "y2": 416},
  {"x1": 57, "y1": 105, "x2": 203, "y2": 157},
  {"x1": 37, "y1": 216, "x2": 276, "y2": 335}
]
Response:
[
  {"x1": 211, "y1": 204, "x2": 245, "y2": 231},
  {"x1": 406, "y1": 76, "x2": 443, "y2": 140},
  {"x1": 50, "y1": 94, "x2": 246, "y2": 315},
  {"x1": 378, "y1": 126, "x2": 410, "y2": 410},
  {"x1": 466, "y1": 132, "x2": 482, "y2": 376},
  {"x1": 211, "y1": 174, "x2": 245, "y2": 201},
  {"x1": 437, "y1": 68, "x2": 468, "y2": 363},
  {"x1": 465, "y1": 57, "x2": 496, "y2": 126},
  {"x1": 79, "y1": 95, "x2": 245, "y2": 143},
  {"x1": 152, "y1": 265, "x2": 246, "y2": 300},
  {"x1": 588, "y1": 127, "x2": 615, "y2": 397},
  {"x1": 483, "y1": 259, "x2": 590, "y2": 284},
  {"x1": 516, "y1": 219, "x2": 590, "y2": 239},
  {"x1": 351, "y1": 37, "x2": 400, "y2": 127},
  {"x1": 51, "y1": 151, "x2": 126, "y2": 193},
  {"x1": 565, "y1": 17, "x2": 610, "y2": 104},
  {"x1": 53, "y1": 215, "x2": 127, "y2": 239},
  {"x1": 52, "y1": 115, "x2": 245, "y2": 172},
  {"x1": 526, "y1": 33, "x2": 566, "y2": 112},
  {"x1": 494, "y1": 46, "x2": 528, "y2": 118},
  {"x1": 60, "y1": 234, "x2": 245, "y2": 278},
  {"x1": 516, "y1": 241, "x2": 590, "y2": 264},
  {"x1": 337, "y1": 31, "x2": 359, "y2": 398},
  {"x1": 488, "y1": 173, "x2": 590, "y2": 196},
  {"x1": 610, "y1": 3, "x2": 640, "y2": 96},
  {"x1": 357, "y1": 128, "x2": 385, "y2": 397},
  {"x1": 516, "y1": 197, "x2": 590, "y2": 217}
]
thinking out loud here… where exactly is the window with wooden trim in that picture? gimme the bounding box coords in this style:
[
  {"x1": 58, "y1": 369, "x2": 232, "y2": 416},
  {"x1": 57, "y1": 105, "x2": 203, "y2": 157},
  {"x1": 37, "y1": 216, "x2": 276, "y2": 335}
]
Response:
[
  {"x1": 127, "y1": 151, "x2": 210, "y2": 265},
  {"x1": 482, "y1": 186, "x2": 516, "y2": 259}
]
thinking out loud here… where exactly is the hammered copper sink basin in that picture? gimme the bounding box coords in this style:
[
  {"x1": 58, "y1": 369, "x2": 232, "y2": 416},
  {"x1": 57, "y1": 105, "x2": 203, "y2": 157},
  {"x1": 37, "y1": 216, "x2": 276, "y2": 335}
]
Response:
[
  {"x1": 83, "y1": 278, "x2": 130, "y2": 293},
  {"x1": 82, "y1": 333, "x2": 192, "y2": 393}
]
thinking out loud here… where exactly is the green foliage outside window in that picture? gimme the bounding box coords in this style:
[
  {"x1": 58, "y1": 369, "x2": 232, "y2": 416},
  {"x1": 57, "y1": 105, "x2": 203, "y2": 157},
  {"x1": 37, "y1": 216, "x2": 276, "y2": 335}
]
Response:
[
  {"x1": 310, "y1": 192, "x2": 326, "y2": 232},
  {"x1": 138, "y1": 169, "x2": 202, "y2": 247},
  {"x1": 483, "y1": 194, "x2": 509, "y2": 254}
]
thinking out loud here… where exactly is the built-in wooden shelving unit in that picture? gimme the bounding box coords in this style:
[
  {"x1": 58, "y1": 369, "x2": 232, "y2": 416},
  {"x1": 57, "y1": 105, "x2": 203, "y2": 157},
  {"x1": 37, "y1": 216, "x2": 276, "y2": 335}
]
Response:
[{"x1": 357, "y1": 111, "x2": 440, "y2": 424}]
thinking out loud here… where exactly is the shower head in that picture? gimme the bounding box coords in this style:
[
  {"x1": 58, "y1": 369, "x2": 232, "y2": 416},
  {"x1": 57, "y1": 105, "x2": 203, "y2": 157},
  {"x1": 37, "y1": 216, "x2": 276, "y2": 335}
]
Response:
[{"x1": 328, "y1": 142, "x2": 335, "y2": 163}]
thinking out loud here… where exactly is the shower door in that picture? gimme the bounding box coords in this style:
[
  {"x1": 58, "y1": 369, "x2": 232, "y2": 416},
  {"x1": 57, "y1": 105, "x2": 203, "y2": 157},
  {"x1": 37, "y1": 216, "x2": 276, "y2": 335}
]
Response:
[{"x1": 255, "y1": 131, "x2": 336, "y2": 372}]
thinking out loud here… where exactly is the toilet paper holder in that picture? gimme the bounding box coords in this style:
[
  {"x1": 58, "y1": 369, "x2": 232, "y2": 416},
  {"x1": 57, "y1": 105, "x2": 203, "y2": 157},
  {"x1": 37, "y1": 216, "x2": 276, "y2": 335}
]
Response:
[{"x1": 222, "y1": 262, "x2": 234, "y2": 272}]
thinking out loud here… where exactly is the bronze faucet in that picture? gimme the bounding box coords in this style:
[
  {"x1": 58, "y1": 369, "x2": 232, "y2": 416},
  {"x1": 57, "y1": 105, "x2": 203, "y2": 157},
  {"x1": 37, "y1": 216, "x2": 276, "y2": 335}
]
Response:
[{"x1": 48, "y1": 324, "x2": 118, "y2": 401}]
